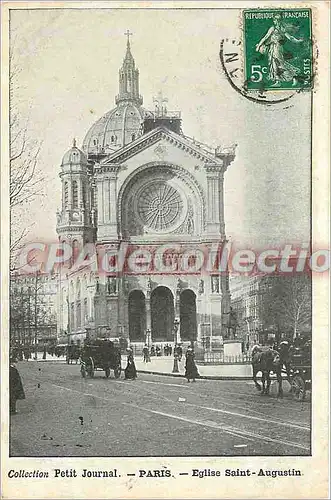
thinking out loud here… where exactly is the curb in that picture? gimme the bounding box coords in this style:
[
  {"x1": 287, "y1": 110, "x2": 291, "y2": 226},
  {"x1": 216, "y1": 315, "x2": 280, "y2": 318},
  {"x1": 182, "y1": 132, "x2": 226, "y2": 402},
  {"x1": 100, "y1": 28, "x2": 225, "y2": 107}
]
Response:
[{"x1": 135, "y1": 369, "x2": 254, "y2": 381}]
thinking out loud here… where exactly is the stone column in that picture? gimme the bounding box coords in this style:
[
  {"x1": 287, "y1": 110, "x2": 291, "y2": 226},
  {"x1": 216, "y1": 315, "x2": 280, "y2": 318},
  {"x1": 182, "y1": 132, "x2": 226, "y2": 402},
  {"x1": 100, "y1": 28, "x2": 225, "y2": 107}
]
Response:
[
  {"x1": 219, "y1": 172, "x2": 225, "y2": 238},
  {"x1": 94, "y1": 165, "x2": 121, "y2": 240},
  {"x1": 146, "y1": 278, "x2": 152, "y2": 344},
  {"x1": 204, "y1": 164, "x2": 223, "y2": 235}
]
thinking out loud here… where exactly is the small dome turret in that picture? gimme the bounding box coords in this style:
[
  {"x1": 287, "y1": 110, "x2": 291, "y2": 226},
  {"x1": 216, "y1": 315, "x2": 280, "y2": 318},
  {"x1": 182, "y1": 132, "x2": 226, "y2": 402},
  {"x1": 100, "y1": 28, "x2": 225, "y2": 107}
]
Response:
[{"x1": 61, "y1": 139, "x2": 88, "y2": 167}]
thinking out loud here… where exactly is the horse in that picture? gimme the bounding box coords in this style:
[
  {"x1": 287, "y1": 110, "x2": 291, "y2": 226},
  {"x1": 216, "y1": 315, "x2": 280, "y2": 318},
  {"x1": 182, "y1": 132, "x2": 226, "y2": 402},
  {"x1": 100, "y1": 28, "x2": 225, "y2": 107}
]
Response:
[
  {"x1": 66, "y1": 345, "x2": 81, "y2": 364},
  {"x1": 252, "y1": 345, "x2": 283, "y2": 398}
]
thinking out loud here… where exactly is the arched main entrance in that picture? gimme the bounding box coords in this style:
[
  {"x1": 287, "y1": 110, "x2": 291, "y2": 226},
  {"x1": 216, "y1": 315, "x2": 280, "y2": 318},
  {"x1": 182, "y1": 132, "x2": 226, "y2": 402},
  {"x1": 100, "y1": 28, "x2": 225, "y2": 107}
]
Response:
[
  {"x1": 151, "y1": 287, "x2": 174, "y2": 341},
  {"x1": 180, "y1": 289, "x2": 197, "y2": 341},
  {"x1": 128, "y1": 290, "x2": 146, "y2": 341}
]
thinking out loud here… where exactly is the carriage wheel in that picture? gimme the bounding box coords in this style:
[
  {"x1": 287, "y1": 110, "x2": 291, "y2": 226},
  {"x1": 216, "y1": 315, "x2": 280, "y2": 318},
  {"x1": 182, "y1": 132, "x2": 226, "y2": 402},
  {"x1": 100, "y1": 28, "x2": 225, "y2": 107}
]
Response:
[
  {"x1": 80, "y1": 365, "x2": 86, "y2": 378},
  {"x1": 105, "y1": 368, "x2": 110, "y2": 378},
  {"x1": 114, "y1": 366, "x2": 121, "y2": 379},
  {"x1": 292, "y1": 374, "x2": 306, "y2": 401},
  {"x1": 89, "y1": 368, "x2": 94, "y2": 378}
]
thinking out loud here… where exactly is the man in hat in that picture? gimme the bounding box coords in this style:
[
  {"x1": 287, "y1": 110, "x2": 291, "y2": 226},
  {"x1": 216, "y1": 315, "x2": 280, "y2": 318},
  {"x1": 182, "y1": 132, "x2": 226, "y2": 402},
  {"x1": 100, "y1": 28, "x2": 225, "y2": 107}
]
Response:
[{"x1": 9, "y1": 357, "x2": 25, "y2": 414}]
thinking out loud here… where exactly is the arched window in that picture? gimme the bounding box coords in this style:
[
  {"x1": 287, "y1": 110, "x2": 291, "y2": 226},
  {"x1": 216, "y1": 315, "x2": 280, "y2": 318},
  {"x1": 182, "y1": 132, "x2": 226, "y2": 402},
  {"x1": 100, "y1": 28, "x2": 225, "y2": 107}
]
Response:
[
  {"x1": 82, "y1": 182, "x2": 86, "y2": 207},
  {"x1": 72, "y1": 181, "x2": 78, "y2": 208},
  {"x1": 64, "y1": 182, "x2": 69, "y2": 207},
  {"x1": 131, "y1": 134, "x2": 135, "y2": 141},
  {"x1": 72, "y1": 240, "x2": 79, "y2": 267}
]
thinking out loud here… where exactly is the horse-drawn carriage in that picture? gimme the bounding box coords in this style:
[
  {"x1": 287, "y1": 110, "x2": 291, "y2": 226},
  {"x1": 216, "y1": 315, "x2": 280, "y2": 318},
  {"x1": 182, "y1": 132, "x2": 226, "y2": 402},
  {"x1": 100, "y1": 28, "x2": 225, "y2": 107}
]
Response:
[
  {"x1": 287, "y1": 344, "x2": 311, "y2": 401},
  {"x1": 66, "y1": 344, "x2": 81, "y2": 364},
  {"x1": 252, "y1": 341, "x2": 311, "y2": 401},
  {"x1": 80, "y1": 339, "x2": 122, "y2": 379}
]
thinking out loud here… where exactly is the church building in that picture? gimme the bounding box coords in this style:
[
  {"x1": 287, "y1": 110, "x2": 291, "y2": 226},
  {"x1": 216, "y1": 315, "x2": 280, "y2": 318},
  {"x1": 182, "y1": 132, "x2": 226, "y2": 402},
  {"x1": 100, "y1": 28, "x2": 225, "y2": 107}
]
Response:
[{"x1": 56, "y1": 35, "x2": 236, "y2": 348}]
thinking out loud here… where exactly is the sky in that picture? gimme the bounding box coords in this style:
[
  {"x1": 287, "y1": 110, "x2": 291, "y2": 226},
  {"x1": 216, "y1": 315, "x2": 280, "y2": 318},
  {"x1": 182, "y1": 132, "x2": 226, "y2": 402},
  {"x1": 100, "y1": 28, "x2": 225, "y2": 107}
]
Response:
[{"x1": 10, "y1": 7, "x2": 311, "y2": 250}]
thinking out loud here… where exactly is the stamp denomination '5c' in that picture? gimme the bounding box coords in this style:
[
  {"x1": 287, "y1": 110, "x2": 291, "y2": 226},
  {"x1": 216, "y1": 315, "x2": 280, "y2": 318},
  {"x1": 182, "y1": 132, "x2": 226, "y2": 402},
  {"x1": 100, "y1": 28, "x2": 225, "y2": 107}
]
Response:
[{"x1": 244, "y1": 9, "x2": 313, "y2": 91}]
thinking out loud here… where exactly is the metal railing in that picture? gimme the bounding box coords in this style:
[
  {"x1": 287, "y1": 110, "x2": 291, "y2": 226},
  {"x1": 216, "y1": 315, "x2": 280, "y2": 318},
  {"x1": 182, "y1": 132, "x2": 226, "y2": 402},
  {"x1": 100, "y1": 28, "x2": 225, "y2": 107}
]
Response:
[{"x1": 195, "y1": 352, "x2": 251, "y2": 365}]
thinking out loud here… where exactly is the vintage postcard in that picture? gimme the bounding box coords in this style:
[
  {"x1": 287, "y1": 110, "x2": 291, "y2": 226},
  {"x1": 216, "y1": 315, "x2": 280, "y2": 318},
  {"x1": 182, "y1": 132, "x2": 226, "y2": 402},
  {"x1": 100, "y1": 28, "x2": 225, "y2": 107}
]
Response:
[{"x1": 1, "y1": 1, "x2": 329, "y2": 499}]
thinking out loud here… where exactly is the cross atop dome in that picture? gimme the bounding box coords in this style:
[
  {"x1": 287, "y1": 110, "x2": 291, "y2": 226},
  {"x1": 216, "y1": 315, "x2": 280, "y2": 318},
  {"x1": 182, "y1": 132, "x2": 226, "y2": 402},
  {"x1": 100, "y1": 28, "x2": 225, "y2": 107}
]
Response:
[{"x1": 124, "y1": 29, "x2": 133, "y2": 45}]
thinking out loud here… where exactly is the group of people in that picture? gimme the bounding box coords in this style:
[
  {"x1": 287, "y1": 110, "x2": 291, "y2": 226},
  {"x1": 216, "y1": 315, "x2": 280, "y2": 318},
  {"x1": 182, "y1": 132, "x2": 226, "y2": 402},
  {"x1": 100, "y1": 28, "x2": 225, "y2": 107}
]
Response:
[
  {"x1": 124, "y1": 344, "x2": 200, "y2": 383},
  {"x1": 10, "y1": 344, "x2": 32, "y2": 361}
]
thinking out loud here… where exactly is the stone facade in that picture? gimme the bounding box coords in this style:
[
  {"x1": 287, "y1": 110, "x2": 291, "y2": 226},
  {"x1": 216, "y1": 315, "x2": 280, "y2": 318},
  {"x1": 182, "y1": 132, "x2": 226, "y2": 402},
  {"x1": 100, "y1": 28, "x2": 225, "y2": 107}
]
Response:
[{"x1": 56, "y1": 38, "x2": 236, "y2": 346}]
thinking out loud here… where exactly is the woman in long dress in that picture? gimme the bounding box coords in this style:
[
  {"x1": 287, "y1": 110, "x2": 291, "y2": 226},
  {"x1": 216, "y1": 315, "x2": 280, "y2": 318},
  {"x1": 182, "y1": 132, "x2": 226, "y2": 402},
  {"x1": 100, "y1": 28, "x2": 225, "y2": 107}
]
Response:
[
  {"x1": 185, "y1": 347, "x2": 199, "y2": 383},
  {"x1": 124, "y1": 348, "x2": 137, "y2": 380},
  {"x1": 256, "y1": 14, "x2": 304, "y2": 87},
  {"x1": 9, "y1": 358, "x2": 25, "y2": 414}
]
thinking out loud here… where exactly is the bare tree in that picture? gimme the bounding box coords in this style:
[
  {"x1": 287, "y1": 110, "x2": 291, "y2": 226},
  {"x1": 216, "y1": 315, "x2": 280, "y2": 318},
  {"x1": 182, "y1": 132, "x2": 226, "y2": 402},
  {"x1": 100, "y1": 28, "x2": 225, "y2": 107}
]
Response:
[
  {"x1": 259, "y1": 275, "x2": 312, "y2": 340},
  {"x1": 9, "y1": 45, "x2": 44, "y2": 265}
]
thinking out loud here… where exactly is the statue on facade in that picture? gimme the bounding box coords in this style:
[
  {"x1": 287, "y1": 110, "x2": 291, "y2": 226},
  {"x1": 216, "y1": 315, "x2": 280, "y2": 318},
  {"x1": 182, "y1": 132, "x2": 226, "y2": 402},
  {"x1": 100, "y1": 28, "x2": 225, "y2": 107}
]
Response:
[
  {"x1": 123, "y1": 278, "x2": 130, "y2": 296},
  {"x1": 198, "y1": 279, "x2": 204, "y2": 295},
  {"x1": 211, "y1": 275, "x2": 220, "y2": 293},
  {"x1": 176, "y1": 279, "x2": 181, "y2": 300},
  {"x1": 109, "y1": 277, "x2": 117, "y2": 294},
  {"x1": 146, "y1": 277, "x2": 152, "y2": 298}
]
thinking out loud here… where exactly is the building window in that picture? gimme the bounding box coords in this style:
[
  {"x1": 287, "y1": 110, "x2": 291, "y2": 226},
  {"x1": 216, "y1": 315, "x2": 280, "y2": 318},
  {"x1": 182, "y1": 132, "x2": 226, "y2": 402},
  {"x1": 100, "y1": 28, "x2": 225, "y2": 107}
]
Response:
[
  {"x1": 64, "y1": 182, "x2": 69, "y2": 207},
  {"x1": 84, "y1": 298, "x2": 88, "y2": 324},
  {"x1": 82, "y1": 182, "x2": 86, "y2": 206},
  {"x1": 70, "y1": 302, "x2": 75, "y2": 332},
  {"x1": 72, "y1": 181, "x2": 78, "y2": 208},
  {"x1": 76, "y1": 301, "x2": 81, "y2": 328},
  {"x1": 131, "y1": 134, "x2": 135, "y2": 141}
]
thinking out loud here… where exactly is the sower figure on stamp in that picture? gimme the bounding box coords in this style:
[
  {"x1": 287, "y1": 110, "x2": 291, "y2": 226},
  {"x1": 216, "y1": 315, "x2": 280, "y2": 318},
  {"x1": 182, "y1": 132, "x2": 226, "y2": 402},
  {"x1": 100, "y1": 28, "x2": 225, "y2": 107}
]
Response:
[
  {"x1": 185, "y1": 347, "x2": 199, "y2": 383},
  {"x1": 255, "y1": 14, "x2": 304, "y2": 87},
  {"x1": 9, "y1": 357, "x2": 25, "y2": 414}
]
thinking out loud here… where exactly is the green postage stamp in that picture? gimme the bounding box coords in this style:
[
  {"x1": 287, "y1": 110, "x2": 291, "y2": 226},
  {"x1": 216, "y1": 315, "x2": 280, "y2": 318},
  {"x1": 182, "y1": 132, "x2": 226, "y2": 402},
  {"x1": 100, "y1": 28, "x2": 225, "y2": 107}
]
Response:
[{"x1": 244, "y1": 9, "x2": 313, "y2": 90}]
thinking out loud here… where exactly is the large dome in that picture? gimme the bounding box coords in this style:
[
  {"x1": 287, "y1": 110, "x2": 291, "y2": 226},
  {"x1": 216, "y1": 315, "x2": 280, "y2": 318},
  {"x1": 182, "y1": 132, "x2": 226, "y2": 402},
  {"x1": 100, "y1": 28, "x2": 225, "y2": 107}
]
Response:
[{"x1": 82, "y1": 102, "x2": 146, "y2": 155}]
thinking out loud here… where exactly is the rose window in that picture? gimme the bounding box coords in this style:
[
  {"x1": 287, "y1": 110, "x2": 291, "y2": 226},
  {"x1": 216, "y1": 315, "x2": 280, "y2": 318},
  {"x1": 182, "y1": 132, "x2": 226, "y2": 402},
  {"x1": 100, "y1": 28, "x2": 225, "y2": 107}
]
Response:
[{"x1": 136, "y1": 181, "x2": 184, "y2": 231}]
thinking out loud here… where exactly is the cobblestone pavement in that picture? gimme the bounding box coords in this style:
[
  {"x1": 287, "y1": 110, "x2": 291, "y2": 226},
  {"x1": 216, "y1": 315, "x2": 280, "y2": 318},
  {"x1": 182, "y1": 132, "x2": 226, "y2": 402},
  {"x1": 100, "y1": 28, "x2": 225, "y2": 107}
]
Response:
[{"x1": 9, "y1": 361, "x2": 311, "y2": 457}]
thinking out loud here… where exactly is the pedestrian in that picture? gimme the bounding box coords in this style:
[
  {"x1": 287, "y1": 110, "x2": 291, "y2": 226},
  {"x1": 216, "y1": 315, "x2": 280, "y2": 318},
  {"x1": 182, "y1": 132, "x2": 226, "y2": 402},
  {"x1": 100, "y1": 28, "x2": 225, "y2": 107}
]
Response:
[
  {"x1": 42, "y1": 344, "x2": 47, "y2": 360},
  {"x1": 142, "y1": 344, "x2": 149, "y2": 363},
  {"x1": 185, "y1": 347, "x2": 199, "y2": 383},
  {"x1": 124, "y1": 348, "x2": 137, "y2": 380},
  {"x1": 23, "y1": 346, "x2": 31, "y2": 361},
  {"x1": 177, "y1": 345, "x2": 183, "y2": 361},
  {"x1": 9, "y1": 357, "x2": 25, "y2": 414},
  {"x1": 169, "y1": 345, "x2": 172, "y2": 356}
]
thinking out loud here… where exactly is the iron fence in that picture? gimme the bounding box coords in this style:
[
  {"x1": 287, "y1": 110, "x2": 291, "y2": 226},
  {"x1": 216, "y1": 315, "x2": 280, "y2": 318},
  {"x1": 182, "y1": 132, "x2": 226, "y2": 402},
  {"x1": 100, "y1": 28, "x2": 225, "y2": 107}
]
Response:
[{"x1": 195, "y1": 352, "x2": 251, "y2": 365}]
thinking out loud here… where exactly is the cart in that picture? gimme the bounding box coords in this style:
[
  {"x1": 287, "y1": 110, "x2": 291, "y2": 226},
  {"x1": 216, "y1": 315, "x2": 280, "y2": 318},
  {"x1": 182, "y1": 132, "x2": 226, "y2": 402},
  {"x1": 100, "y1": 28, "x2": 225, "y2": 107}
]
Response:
[
  {"x1": 288, "y1": 345, "x2": 311, "y2": 401},
  {"x1": 80, "y1": 338, "x2": 122, "y2": 379}
]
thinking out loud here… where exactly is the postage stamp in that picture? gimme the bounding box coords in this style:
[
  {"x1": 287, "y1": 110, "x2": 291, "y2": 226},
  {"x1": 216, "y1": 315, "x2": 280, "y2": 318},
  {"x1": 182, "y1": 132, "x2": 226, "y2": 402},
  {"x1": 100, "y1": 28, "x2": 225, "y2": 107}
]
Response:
[{"x1": 244, "y1": 9, "x2": 313, "y2": 91}]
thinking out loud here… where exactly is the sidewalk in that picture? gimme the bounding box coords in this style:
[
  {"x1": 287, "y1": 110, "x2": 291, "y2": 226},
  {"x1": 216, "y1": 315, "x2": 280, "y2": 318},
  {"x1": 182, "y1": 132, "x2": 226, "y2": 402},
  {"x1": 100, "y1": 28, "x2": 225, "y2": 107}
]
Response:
[
  {"x1": 124, "y1": 356, "x2": 254, "y2": 380},
  {"x1": 34, "y1": 352, "x2": 255, "y2": 379}
]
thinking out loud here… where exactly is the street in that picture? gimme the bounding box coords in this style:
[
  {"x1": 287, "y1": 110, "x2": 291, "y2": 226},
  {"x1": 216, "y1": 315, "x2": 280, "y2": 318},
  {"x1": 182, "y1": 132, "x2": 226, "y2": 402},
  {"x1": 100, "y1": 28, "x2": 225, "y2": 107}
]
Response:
[{"x1": 10, "y1": 361, "x2": 311, "y2": 457}]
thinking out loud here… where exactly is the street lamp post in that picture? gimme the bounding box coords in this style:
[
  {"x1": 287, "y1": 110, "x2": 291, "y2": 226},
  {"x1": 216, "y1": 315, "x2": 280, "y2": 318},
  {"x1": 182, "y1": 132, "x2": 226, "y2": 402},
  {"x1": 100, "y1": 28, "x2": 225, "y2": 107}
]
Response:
[
  {"x1": 146, "y1": 328, "x2": 151, "y2": 348},
  {"x1": 172, "y1": 318, "x2": 180, "y2": 373}
]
